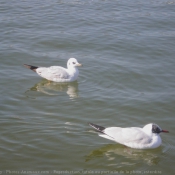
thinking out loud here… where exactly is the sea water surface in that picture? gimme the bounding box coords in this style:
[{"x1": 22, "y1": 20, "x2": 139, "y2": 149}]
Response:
[{"x1": 0, "y1": 0, "x2": 175, "y2": 174}]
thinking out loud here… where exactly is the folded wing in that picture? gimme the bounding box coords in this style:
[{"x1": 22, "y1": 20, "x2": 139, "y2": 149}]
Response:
[
  {"x1": 102, "y1": 127, "x2": 151, "y2": 146},
  {"x1": 36, "y1": 66, "x2": 69, "y2": 81}
]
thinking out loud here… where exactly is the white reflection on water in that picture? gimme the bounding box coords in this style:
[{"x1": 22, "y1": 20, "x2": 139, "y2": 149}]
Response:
[
  {"x1": 86, "y1": 144, "x2": 162, "y2": 166},
  {"x1": 26, "y1": 79, "x2": 79, "y2": 99}
]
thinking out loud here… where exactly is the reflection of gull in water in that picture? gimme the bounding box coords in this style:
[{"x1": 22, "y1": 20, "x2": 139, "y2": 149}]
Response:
[
  {"x1": 29, "y1": 79, "x2": 79, "y2": 98},
  {"x1": 86, "y1": 144, "x2": 162, "y2": 166}
]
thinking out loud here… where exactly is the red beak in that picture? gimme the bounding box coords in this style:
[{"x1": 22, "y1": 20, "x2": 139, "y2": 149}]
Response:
[{"x1": 161, "y1": 130, "x2": 169, "y2": 133}]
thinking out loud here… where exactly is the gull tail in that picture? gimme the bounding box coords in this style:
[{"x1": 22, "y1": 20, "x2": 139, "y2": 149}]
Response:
[
  {"x1": 24, "y1": 64, "x2": 38, "y2": 72},
  {"x1": 89, "y1": 123, "x2": 115, "y2": 141},
  {"x1": 89, "y1": 123, "x2": 105, "y2": 133}
]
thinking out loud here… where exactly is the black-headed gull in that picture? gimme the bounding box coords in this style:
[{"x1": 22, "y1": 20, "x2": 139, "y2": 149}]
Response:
[
  {"x1": 24, "y1": 58, "x2": 82, "y2": 82},
  {"x1": 89, "y1": 123, "x2": 169, "y2": 149}
]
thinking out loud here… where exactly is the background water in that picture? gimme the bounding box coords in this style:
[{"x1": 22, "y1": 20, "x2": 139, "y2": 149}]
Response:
[{"x1": 0, "y1": 0, "x2": 175, "y2": 174}]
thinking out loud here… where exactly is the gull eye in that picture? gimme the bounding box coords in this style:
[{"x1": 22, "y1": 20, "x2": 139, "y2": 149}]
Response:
[{"x1": 73, "y1": 62, "x2": 76, "y2": 64}]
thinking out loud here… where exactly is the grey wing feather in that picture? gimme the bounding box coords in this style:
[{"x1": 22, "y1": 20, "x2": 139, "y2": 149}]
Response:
[
  {"x1": 104, "y1": 127, "x2": 151, "y2": 145},
  {"x1": 36, "y1": 66, "x2": 69, "y2": 80}
]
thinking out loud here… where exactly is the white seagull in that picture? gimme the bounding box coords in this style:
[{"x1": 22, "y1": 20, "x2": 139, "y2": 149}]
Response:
[
  {"x1": 89, "y1": 123, "x2": 169, "y2": 149},
  {"x1": 24, "y1": 58, "x2": 82, "y2": 82}
]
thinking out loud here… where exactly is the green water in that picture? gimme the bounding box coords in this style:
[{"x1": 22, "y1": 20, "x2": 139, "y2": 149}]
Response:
[{"x1": 0, "y1": 0, "x2": 175, "y2": 175}]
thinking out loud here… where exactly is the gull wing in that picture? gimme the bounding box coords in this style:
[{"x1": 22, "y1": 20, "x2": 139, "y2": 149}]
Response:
[
  {"x1": 36, "y1": 66, "x2": 69, "y2": 81},
  {"x1": 104, "y1": 127, "x2": 151, "y2": 145}
]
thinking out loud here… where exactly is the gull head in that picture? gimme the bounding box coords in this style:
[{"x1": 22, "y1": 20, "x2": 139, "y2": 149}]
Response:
[
  {"x1": 67, "y1": 58, "x2": 82, "y2": 69},
  {"x1": 143, "y1": 123, "x2": 169, "y2": 135}
]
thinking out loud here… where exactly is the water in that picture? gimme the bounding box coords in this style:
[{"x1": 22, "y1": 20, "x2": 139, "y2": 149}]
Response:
[{"x1": 0, "y1": 0, "x2": 175, "y2": 174}]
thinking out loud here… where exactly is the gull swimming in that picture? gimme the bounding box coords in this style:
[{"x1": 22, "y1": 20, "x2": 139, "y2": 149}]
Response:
[
  {"x1": 24, "y1": 58, "x2": 82, "y2": 82},
  {"x1": 89, "y1": 123, "x2": 169, "y2": 149}
]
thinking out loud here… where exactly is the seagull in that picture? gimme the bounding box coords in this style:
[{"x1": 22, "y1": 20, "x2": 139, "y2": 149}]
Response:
[
  {"x1": 89, "y1": 123, "x2": 169, "y2": 149},
  {"x1": 24, "y1": 58, "x2": 82, "y2": 82}
]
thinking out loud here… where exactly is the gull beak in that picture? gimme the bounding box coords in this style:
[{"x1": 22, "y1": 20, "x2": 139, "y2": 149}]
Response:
[
  {"x1": 76, "y1": 63, "x2": 83, "y2": 67},
  {"x1": 161, "y1": 129, "x2": 169, "y2": 133}
]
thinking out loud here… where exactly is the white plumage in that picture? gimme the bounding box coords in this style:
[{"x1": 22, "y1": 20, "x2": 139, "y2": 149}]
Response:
[
  {"x1": 24, "y1": 58, "x2": 82, "y2": 82},
  {"x1": 89, "y1": 123, "x2": 169, "y2": 149}
]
